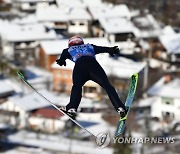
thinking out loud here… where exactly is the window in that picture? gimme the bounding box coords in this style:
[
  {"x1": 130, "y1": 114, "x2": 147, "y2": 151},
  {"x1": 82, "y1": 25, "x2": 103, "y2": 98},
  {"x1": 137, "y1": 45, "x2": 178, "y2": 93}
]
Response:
[
  {"x1": 79, "y1": 22, "x2": 85, "y2": 26},
  {"x1": 162, "y1": 97, "x2": 174, "y2": 105},
  {"x1": 115, "y1": 33, "x2": 134, "y2": 42},
  {"x1": 64, "y1": 71, "x2": 69, "y2": 78},
  {"x1": 29, "y1": 3, "x2": 36, "y2": 6},
  {"x1": 162, "y1": 112, "x2": 174, "y2": 120},
  {"x1": 83, "y1": 87, "x2": 97, "y2": 93},
  {"x1": 70, "y1": 21, "x2": 76, "y2": 26},
  {"x1": 57, "y1": 71, "x2": 61, "y2": 77}
]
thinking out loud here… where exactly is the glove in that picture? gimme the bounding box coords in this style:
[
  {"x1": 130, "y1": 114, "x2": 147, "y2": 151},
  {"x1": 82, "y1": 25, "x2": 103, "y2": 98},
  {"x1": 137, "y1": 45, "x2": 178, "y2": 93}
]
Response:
[
  {"x1": 109, "y1": 46, "x2": 120, "y2": 56},
  {"x1": 56, "y1": 59, "x2": 66, "y2": 66}
]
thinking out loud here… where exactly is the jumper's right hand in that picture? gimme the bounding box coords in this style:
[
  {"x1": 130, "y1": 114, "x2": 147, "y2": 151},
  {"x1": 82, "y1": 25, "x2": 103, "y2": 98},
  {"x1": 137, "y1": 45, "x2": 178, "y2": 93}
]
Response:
[{"x1": 56, "y1": 59, "x2": 66, "y2": 66}]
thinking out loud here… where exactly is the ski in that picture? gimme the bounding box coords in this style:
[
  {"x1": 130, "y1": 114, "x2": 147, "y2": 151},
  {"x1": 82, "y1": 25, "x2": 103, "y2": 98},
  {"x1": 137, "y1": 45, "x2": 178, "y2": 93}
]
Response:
[
  {"x1": 115, "y1": 73, "x2": 138, "y2": 137},
  {"x1": 17, "y1": 71, "x2": 97, "y2": 139}
]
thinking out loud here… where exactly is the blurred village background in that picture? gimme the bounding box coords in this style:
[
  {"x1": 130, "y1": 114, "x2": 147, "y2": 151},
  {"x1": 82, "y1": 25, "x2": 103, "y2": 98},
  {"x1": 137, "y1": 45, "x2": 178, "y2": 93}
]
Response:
[{"x1": 0, "y1": 0, "x2": 180, "y2": 154}]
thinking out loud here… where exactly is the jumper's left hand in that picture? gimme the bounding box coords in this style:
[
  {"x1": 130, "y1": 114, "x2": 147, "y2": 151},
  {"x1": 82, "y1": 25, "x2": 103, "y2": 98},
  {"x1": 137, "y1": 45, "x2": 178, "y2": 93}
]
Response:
[{"x1": 109, "y1": 46, "x2": 120, "y2": 56}]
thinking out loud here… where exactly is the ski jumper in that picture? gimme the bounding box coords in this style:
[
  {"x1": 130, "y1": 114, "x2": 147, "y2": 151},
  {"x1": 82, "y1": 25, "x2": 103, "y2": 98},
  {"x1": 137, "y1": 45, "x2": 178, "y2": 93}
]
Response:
[{"x1": 58, "y1": 43, "x2": 126, "y2": 112}]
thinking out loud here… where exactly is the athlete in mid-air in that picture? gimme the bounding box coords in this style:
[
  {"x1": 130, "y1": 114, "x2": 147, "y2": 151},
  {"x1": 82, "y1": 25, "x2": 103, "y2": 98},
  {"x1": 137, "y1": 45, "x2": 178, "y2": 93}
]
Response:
[{"x1": 56, "y1": 36, "x2": 128, "y2": 119}]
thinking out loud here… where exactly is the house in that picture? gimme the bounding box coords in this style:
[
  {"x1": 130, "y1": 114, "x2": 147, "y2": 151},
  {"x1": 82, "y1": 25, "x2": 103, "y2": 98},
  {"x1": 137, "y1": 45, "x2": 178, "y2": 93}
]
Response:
[
  {"x1": 90, "y1": 4, "x2": 132, "y2": 38},
  {"x1": 159, "y1": 31, "x2": 180, "y2": 66},
  {"x1": 1, "y1": 86, "x2": 110, "y2": 134},
  {"x1": 0, "y1": 89, "x2": 63, "y2": 128},
  {"x1": 51, "y1": 59, "x2": 74, "y2": 93},
  {"x1": 82, "y1": 0, "x2": 103, "y2": 7},
  {"x1": 89, "y1": 4, "x2": 142, "y2": 55},
  {"x1": 24, "y1": 66, "x2": 53, "y2": 90},
  {"x1": 0, "y1": 0, "x2": 15, "y2": 20},
  {"x1": 11, "y1": 0, "x2": 55, "y2": 13},
  {"x1": 98, "y1": 17, "x2": 139, "y2": 53},
  {"x1": 29, "y1": 108, "x2": 65, "y2": 133},
  {"x1": 36, "y1": 4, "x2": 91, "y2": 35},
  {"x1": 137, "y1": 75, "x2": 180, "y2": 123},
  {"x1": 89, "y1": 4, "x2": 131, "y2": 20},
  {"x1": 12, "y1": 14, "x2": 38, "y2": 24},
  {"x1": 0, "y1": 79, "x2": 15, "y2": 98},
  {"x1": 131, "y1": 14, "x2": 162, "y2": 39},
  {"x1": 0, "y1": 20, "x2": 57, "y2": 65},
  {"x1": 39, "y1": 39, "x2": 67, "y2": 70},
  {"x1": 147, "y1": 75, "x2": 180, "y2": 121},
  {"x1": 67, "y1": 8, "x2": 91, "y2": 35},
  {"x1": 96, "y1": 54, "x2": 146, "y2": 100},
  {"x1": 56, "y1": 0, "x2": 86, "y2": 8}
]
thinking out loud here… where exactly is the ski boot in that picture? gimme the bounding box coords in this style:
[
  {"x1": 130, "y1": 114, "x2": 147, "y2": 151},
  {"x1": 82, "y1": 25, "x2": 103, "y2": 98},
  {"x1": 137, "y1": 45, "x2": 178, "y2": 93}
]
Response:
[
  {"x1": 60, "y1": 107, "x2": 77, "y2": 120},
  {"x1": 117, "y1": 107, "x2": 129, "y2": 119}
]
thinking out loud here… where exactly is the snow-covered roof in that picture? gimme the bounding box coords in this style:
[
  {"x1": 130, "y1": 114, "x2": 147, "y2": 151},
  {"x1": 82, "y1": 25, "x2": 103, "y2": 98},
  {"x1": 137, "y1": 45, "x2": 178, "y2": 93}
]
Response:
[
  {"x1": 83, "y1": 0, "x2": 103, "y2": 7},
  {"x1": 0, "y1": 79, "x2": 15, "y2": 96},
  {"x1": 162, "y1": 25, "x2": 175, "y2": 35},
  {"x1": 0, "y1": 123, "x2": 10, "y2": 130},
  {"x1": 148, "y1": 77, "x2": 180, "y2": 98},
  {"x1": 36, "y1": 5, "x2": 91, "y2": 22},
  {"x1": 132, "y1": 14, "x2": 162, "y2": 38},
  {"x1": 40, "y1": 37, "x2": 110, "y2": 55},
  {"x1": 14, "y1": 0, "x2": 54, "y2": 2},
  {"x1": 0, "y1": 20, "x2": 57, "y2": 42},
  {"x1": 149, "y1": 58, "x2": 165, "y2": 68},
  {"x1": 25, "y1": 66, "x2": 53, "y2": 89},
  {"x1": 89, "y1": 4, "x2": 131, "y2": 20},
  {"x1": 85, "y1": 37, "x2": 110, "y2": 46},
  {"x1": 139, "y1": 39, "x2": 150, "y2": 50},
  {"x1": 56, "y1": 0, "x2": 103, "y2": 8},
  {"x1": 56, "y1": 0, "x2": 86, "y2": 8},
  {"x1": 8, "y1": 89, "x2": 55, "y2": 111},
  {"x1": 136, "y1": 97, "x2": 157, "y2": 108},
  {"x1": 8, "y1": 87, "x2": 107, "y2": 112},
  {"x1": 79, "y1": 100, "x2": 107, "y2": 109},
  {"x1": 9, "y1": 89, "x2": 98, "y2": 111},
  {"x1": 12, "y1": 14, "x2": 38, "y2": 24},
  {"x1": 96, "y1": 54, "x2": 146, "y2": 78},
  {"x1": 133, "y1": 16, "x2": 151, "y2": 27},
  {"x1": 99, "y1": 17, "x2": 136, "y2": 34},
  {"x1": 40, "y1": 39, "x2": 68, "y2": 55},
  {"x1": 159, "y1": 33, "x2": 180, "y2": 54},
  {"x1": 146, "y1": 14, "x2": 161, "y2": 29}
]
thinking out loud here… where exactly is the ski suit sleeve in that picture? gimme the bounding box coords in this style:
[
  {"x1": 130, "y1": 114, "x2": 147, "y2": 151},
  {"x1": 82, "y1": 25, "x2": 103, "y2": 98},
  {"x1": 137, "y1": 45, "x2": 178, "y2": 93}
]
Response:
[
  {"x1": 56, "y1": 48, "x2": 71, "y2": 66},
  {"x1": 92, "y1": 44, "x2": 120, "y2": 56}
]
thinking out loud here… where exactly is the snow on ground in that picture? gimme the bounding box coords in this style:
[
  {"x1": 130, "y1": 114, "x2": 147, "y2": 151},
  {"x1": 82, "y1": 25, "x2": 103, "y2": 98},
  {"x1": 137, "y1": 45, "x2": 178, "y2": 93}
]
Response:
[{"x1": 7, "y1": 130, "x2": 113, "y2": 154}]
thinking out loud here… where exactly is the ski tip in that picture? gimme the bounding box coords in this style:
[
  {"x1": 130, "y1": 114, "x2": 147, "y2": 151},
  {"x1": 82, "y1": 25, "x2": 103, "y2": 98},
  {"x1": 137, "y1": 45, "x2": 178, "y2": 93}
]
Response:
[
  {"x1": 17, "y1": 71, "x2": 25, "y2": 79},
  {"x1": 132, "y1": 73, "x2": 138, "y2": 79}
]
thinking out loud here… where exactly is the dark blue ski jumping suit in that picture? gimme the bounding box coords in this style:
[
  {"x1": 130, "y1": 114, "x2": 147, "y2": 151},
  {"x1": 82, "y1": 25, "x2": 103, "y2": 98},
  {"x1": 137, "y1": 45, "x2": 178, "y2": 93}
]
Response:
[{"x1": 56, "y1": 44, "x2": 126, "y2": 112}]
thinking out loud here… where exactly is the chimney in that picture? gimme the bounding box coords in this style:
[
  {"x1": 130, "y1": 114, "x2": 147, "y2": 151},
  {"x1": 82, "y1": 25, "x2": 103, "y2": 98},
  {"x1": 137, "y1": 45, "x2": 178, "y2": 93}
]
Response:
[{"x1": 164, "y1": 74, "x2": 171, "y2": 84}]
